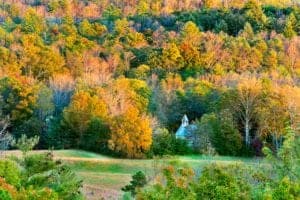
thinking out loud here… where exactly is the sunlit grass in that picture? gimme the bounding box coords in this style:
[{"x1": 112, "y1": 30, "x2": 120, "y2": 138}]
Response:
[{"x1": 4, "y1": 149, "x2": 261, "y2": 199}]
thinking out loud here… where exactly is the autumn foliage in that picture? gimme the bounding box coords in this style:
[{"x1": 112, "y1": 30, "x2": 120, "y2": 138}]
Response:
[{"x1": 109, "y1": 107, "x2": 152, "y2": 158}]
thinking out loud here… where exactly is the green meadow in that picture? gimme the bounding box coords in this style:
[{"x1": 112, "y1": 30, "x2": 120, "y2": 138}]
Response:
[{"x1": 3, "y1": 150, "x2": 259, "y2": 199}]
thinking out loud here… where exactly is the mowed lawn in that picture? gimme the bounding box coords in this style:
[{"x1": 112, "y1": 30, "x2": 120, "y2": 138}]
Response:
[{"x1": 2, "y1": 150, "x2": 261, "y2": 200}]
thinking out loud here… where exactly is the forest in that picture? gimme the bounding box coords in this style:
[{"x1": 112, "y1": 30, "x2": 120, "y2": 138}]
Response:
[{"x1": 0, "y1": 0, "x2": 299, "y2": 199}]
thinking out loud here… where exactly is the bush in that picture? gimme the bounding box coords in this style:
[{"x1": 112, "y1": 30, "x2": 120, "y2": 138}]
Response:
[
  {"x1": 0, "y1": 160, "x2": 20, "y2": 186},
  {"x1": 150, "y1": 128, "x2": 191, "y2": 156},
  {"x1": 150, "y1": 128, "x2": 175, "y2": 156},
  {"x1": 195, "y1": 163, "x2": 251, "y2": 199},
  {"x1": 137, "y1": 166, "x2": 196, "y2": 200},
  {"x1": 122, "y1": 171, "x2": 147, "y2": 196},
  {"x1": 0, "y1": 178, "x2": 17, "y2": 200},
  {"x1": 271, "y1": 177, "x2": 300, "y2": 200},
  {"x1": 0, "y1": 189, "x2": 12, "y2": 200},
  {"x1": 21, "y1": 153, "x2": 83, "y2": 200}
]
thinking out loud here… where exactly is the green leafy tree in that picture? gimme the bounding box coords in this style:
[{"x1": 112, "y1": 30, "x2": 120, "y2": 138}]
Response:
[
  {"x1": 283, "y1": 13, "x2": 297, "y2": 38},
  {"x1": 244, "y1": 0, "x2": 267, "y2": 31},
  {"x1": 122, "y1": 171, "x2": 147, "y2": 196},
  {"x1": 198, "y1": 113, "x2": 242, "y2": 156},
  {"x1": 12, "y1": 134, "x2": 39, "y2": 156},
  {"x1": 0, "y1": 160, "x2": 20, "y2": 186}
]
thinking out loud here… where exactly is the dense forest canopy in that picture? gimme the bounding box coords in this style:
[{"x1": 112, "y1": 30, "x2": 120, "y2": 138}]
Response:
[{"x1": 0, "y1": 0, "x2": 299, "y2": 158}]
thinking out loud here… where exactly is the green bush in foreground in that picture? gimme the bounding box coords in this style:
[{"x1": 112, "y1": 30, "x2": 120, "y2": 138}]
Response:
[
  {"x1": 137, "y1": 128, "x2": 300, "y2": 200},
  {"x1": 122, "y1": 171, "x2": 147, "y2": 196},
  {"x1": 0, "y1": 160, "x2": 20, "y2": 186},
  {"x1": 0, "y1": 135, "x2": 83, "y2": 200}
]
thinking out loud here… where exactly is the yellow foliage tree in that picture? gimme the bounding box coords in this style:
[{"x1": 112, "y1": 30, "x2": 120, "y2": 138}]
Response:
[
  {"x1": 63, "y1": 91, "x2": 108, "y2": 146},
  {"x1": 109, "y1": 107, "x2": 152, "y2": 158},
  {"x1": 0, "y1": 76, "x2": 38, "y2": 124}
]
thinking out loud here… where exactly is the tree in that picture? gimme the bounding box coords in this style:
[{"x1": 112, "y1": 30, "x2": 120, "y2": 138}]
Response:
[
  {"x1": 240, "y1": 22, "x2": 254, "y2": 39},
  {"x1": 283, "y1": 13, "x2": 297, "y2": 39},
  {"x1": 12, "y1": 134, "x2": 39, "y2": 156},
  {"x1": 122, "y1": 171, "x2": 147, "y2": 196},
  {"x1": 63, "y1": 90, "x2": 108, "y2": 148},
  {"x1": 35, "y1": 84, "x2": 54, "y2": 121},
  {"x1": 262, "y1": 127, "x2": 300, "y2": 199},
  {"x1": 20, "y1": 34, "x2": 65, "y2": 80},
  {"x1": 0, "y1": 98, "x2": 12, "y2": 151},
  {"x1": 263, "y1": 49, "x2": 278, "y2": 70},
  {"x1": 137, "y1": 0, "x2": 150, "y2": 15},
  {"x1": 258, "y1": 84, "x2": 289, "y2": 151},
  {"x1": 102, "y1": 5, "x2": 122, "y2": 22},
  {"x1": 155, "y1": 43, "x2": 184, "y2": 73},
  {"x1": 244, "y1": 0, "x2": 267, "y2": 31},
  {"x1": 224, "y1": 76, "x2": 262, "y2": 147},
  {"x1": 101, "y1": 78, "x2": 151, "y2": 116},
  {"x1": 0, "y1": 77, "x2": 38, "y2": 125},
  {"x1": 49, "y1": 73, "x2": 75, "y2": 115},
  {"x1": 151, "y1": 128, "x2": 175, "y2": 156},
  {"x1": 82, "y1": 117, "x2": 110, "y2": 153},
  {"x1": 180, "y1": 22, "x2": 202, "y2": 70},
  {"x1": 21, "y1": 8, "x2": 45, "y2": 34},
  {"x1": 109, "y1": 107, "x2": 152, "y2": 158},
  {"x1": 197, "y1": 112, "x2": 242, "y2": 156},
  {"x1": 137, "y1": 166, "x2": 196, "y2": 199}
]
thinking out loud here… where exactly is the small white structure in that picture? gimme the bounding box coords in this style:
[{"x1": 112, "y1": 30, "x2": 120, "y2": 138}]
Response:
[
  {"x1": 175, "y1": 115, "x2": 198, "y2": 146},
  {"x1": 175, "y1": 115, "x2": 189, "y2": 139}
]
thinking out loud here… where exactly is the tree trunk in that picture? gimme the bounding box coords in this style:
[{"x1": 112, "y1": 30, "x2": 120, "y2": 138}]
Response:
[{"x1": 245, "y1": 119, "x2": 250, "y2": 147}]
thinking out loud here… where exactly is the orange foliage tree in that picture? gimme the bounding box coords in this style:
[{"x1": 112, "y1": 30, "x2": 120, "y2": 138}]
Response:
[{"x1": 109, "y1": 107, "x2": 152, "y2": 158}]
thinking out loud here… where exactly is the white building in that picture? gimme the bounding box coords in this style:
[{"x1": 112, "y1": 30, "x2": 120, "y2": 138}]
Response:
[{"x1": 175, "y1": 115, "x2": 198, "y2": 146}]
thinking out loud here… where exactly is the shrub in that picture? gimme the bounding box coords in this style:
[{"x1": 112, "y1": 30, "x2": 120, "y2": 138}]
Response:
[
  {"x1": 122, "y1": 171, "x2": 147, "y2": 196},
  {"x1": 137, "y1": 166, "x2": 196, "y2": 200},
  {"x1": 0, "y1": 189, "x2": 12, "y2": 200},
  {"x1": 21, "y1": 153, "x2": 83, "y2": 200},
  {"x1": 195, "y1": 163, "x2": 251, "y2": 199},
  {"x1": 151, "y1": 128, "x2": 175, "y2": 156},
  {"x1": 0, "y1": 160, "x2": 20, "y2": 186},
  {"x1": 0, "y1": 178, "x2": 17, "y2": 200},
  {"x1": 271, "y1": 177, "x2": 300, "y2": 200},
  {"x1": 150, "y1": 128, "x2": 191, "y2": 156}
]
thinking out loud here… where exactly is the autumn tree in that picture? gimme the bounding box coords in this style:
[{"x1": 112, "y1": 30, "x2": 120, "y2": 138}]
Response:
[
  {"x1": 283, "y1": 13, "x2": 297, "y2": 39},
  {"x1": 20, "y1": 34, "x2": 65, "y2": 80},
  {"x1": 258, "y1": 83, "x2": 290, "y2": 151},
  {"x1": 244, "y1": 0, "x2": 267, "y2": 31},
  {"x1": 100, "y1": 78, "x2": 151, "y2": 116},
  {"x1": 0, "y1": 77, "x2": 38, "y2": 125},
  {"x1": 224, "y1": 76, "x2": 262, "y2": 147},
  {"x1": 179, "y1": 21, "x2": 202, "y2": 70},
  {"x1": 109, "y1": 107, "x2": 152, "y2": 158},
  {"x1": 62, "y1": 90, "x2": 109, "y2": 148},
  {"x1": 49, "y1": 73, "x2": 75, "y2": 115}
]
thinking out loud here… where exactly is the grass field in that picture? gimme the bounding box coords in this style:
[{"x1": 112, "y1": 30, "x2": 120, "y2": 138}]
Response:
[{"x1": 2, "y1": 150, "x2": 261, "y2": 200}]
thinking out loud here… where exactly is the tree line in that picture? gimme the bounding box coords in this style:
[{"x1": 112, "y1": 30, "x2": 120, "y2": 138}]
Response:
[{"x1": 0, "y1": 0, "x2": 299, "y2": 158}]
